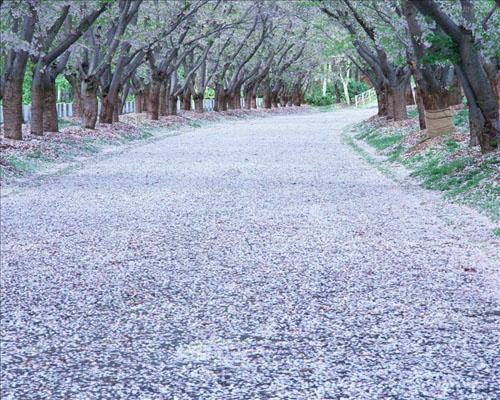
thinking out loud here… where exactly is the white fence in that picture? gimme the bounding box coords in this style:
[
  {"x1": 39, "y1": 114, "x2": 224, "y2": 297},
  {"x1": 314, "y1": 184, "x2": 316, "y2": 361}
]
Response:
[
  {"x1": 0, "y1": 97, "x2": 264, "y2": 124},
  {"x1": 355, "y1": 88, "x2": 377, "y2": 107}
]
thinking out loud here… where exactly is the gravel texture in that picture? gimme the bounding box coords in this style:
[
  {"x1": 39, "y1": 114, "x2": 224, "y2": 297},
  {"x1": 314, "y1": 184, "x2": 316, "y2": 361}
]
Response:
[{"x1": 1, "y1": 108, "x2": 499, "y2": 399}]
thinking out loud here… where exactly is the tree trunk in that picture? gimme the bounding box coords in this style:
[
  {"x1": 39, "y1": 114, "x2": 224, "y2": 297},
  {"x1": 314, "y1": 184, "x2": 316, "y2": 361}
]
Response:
[
  {"x1": 334, "y1": 82, "x2": 342, "y2": 103},
  {"x1": 99, "y1": 95, "x2": 114, "y2": 124},
  {"x1": 135, "y1": 92, "x2": 143, "y2": 113},
  {"x1": 448, "y1": 73, "x2": 462, "y2": 106},
  {"x1": 251, "y1": 94, "x2": 257, "y2": 109},
  {"x1": 43, "y1": 81, "x2": 58, "y2": 132},
  {"x1": 271, "y1": 94, "x2": 279, "y2": 108},
  {"x1": 167, "y1": 95, "x2": 177, "y2": 116},
  {"x1": 193, "y1": 94, "x2": 203, "y2": 113},
  {"x1": 148, "y1": 81, "x2": 161, "y2": 120},
  {"x1": 385, "y1": 84, "x2": 395, "y2": 120},
  {"x1": 232, "y1": 88, "x2": 241, "y2": 109},
  {"x1": 263, "y1": 91, "x2": 272, "y2": 109},
  {"x1": 81, "y1": 80, "x2": 99, "y2": 129},
  {"x1": 142, "y1": 86, "x2": 150, "y2": 113},
  {"x1": 293, "y1": 91, "x2": 301, "y2": 106},
  {"x1": 244, "y1": 89, "x2": 252, "y2": 110},
  {"x1": 405, "y1": 84, "x2": 415, "y2": 105},
  {"x1": 181, "y1": 91, "x2": 191, "y2": 111},
  {"x1": 2, "y1": 78, "x2": 24, "y2": 140},
  {"x1": 159, "y1": 83, "x2": 167, "y2": 116},
  {"x1": 218, "y1": 90, "x2": 227, "y2": 112},
  {"x1": 415, "y1": 84, "x2": 426, "y2": 130},
  {"x1": 30, "y1": 81, "x2": 44, "y2": 136},
  {"x1": 280, "y1": 90, "x2": 287, "y2": 107},
  {"x1": 73, "y1": 82, "x2": 83, "y2": 118},
  {"x1": 113, "y1": 98, "x2": 121, "y2": 123},
  {"x1": 375, "y1": 89, "x2": 387, "y2": 117},
  {"x1": 392, "y1": 85, "x2": 408, "y2": 121}
]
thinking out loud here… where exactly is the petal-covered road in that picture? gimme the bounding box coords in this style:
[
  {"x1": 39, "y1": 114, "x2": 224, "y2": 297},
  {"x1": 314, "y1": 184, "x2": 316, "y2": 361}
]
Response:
[{"x1": 1, "y1": 109, "x2": 499, "y2": 399}]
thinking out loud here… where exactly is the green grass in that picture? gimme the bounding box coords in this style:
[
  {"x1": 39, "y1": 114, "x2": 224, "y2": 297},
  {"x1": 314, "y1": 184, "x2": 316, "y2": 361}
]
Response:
[
  {"x1": 452, "y1": 109, "x2": 469, "y2": 128},
  {"x1": 314, "y1": 105, "x2": 335, "y2": 112},
  {"x1": 58, "y1": 119, "x2": 80, "y2": 130},
  {"x1": 407, "y1": 108, "x2": 419, "y2": 118},
  {"x1": 410, "y1": 157, "x2": 470, "y2": 190},
  {"x1": 346, "y1": 111, "x2": 500, "y2": 222}
]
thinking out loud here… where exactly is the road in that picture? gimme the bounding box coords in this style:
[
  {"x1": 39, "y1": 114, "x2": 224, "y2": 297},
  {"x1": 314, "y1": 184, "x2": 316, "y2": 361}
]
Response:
[{"x1": 1, "y1": 108, "x2": 499, "y2": 399}]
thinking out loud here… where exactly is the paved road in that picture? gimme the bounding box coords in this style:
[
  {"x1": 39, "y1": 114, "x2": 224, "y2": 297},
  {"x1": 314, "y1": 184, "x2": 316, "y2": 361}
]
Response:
[{"x1": 1, "y1": 109, "x2": 499, "y2": 399}]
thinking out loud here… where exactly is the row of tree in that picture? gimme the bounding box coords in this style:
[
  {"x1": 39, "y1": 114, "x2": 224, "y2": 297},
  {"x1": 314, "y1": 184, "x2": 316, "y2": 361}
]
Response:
[
  {"x1": 317, "y1": 0, "x2": 500, "y2": 153},
  {"x1": 1, "y1": 0, "x2": 319, "y2": 140},
  {"x1": 1, "y1": 1, "x2": 499, "y2": 152}
]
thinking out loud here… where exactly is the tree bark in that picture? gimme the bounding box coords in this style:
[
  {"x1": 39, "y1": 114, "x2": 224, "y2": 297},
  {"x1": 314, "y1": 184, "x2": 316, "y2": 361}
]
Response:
[
  {"x1": 375, "y1": 88, "x2": 387, "y2": 117},
  {"x1": 142, "y1": 86, "x2": 150, "y2": 113},
  {"x1": 30, "y1": 81, "x2": 44, "y2": 136},
  {"x1": 218, "y1": 90, "x2": 227, "y2": 112},
  {"x1": 167, "y1": 95, "x2": 177, "y2": 116},
  {"x1": 193, "y1": 94, "x2": 203, "y2": 113},
  {"x1": 43, "y1": 81, "x2": 58, "y2": 132},
  {"x1": 135, "y1": 92, "x2": 143, "y2": 113},
  {"x1": 159, "y1": 83, "x2": 167, "y2": 116},
  {"x1": 391, "y1": 85, "x2": 408, "y2": 121},
  {"x1": 148, "y1": 81, "x2": 161, "y2": 120},
  {"x1": 334, "y1": 82, "x2": 342, "y2": 104},
  {"x1": 181, "y1": 90, "x2": 191, "y2": 111},
  {"x1": 263, "y1": 91, "x2": 272, "y2": 109},
  {"x1": 2, "y1": 78, "x2": 24, "y2": 140},
  {"x1": 232, "y1": 87, "x2": 242, "y2": 109},
  {"x1": 251, "y1": 94, "x2": 257, "y2": 109},
  {"x1": 113, "y1": 98, "x2": 121, "y2": 123},
  {"x1": 81, "y1": 80, "x2": 98, "y2": 129},
  {"x1": 99, "y1": 95, "x2": 114, "y2": 124},
  {"x1": 73, "y1": 81, "x2": 83, "y2": 118},
  {"x1": 280, "y1": 89, "x2": 287, "y2": 107},
  {"x1": 415, "y1": 85, "x2": 426, "y2": 130}
]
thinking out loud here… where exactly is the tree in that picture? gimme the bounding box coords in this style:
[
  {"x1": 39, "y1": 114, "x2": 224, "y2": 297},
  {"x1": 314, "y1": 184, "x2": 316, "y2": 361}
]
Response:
[{"x1": 410, "y1": 0, "x2": 500, "y2": 152}]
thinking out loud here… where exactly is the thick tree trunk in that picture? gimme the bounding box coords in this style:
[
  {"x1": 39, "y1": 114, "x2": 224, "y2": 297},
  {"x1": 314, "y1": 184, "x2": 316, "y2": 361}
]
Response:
[
  {"x1": 375, "y1": 89, "x2": 387, "y2": 117},
  {"x1": 280, "y1": 91, "x2": 287, "y2": 107},
  {"x1": 193, "y1": 94, "x2": 203, "y2": 113},
  {"x1": 385, "y1": 85, "x2": 395, "y2": 120},
  {"x1": 167, "y1": 95, "x2": 177, "y2": 116},
  {"x1": 135, "y1": 92, "x2": 143, "y2": 113},
  {"x1": 218, "y1": 90, "x2": 227, "y2": 112},
  {"x1": 99, "y1": 96, "x2": 114, "y2": 124},
  {"x1": 148, "y1": 81, "x2": 161, "y2": 120},
  {"x1": 181, "y1": 91, "x2": 191, "y2": 111},
  {"x1": 392, "y1": 85, "x2": 408, "y2": 121},
  {"x1": 2, "y1": 78, "x2": 24, "y2": 140},
  {"x1": 414, "y1": 85, "x2": 426, "y2": 130},
  {"x1": 405, "y1": 84, "x2": 415, "y2": 105},
  {"x1": 113, "y1": 98, "x2": 121, "y2": 123},
  {"x1": 293, "y1": 91, "x2": 301, "y2": 106},
  {"x1": 73, "y1": 82, "x2": 83, "y2": 118},
  {"x1": 43, "y1": 82, "x2": 58, "y2": 132},
  {"x1": 448, "y1": 73, "x2": 462, "y2": 106},
  {"x1": 334, "y1": 82, "x2": 342, "y2": 103},
  {"x1": 159, "y1": 83, "x2": 167, "y2": 116},
  {"x1": 232, "y1": 88, "x2": 241, "y2": 109},
  {"x1": 251, "y1": 94, "x2": 257, "y2": 109},
  {"x1": 271, "y1": 94, "x2": 279, "y2": 108},
  {"x1": 244, "y1": 89, "x2": 252, "y2": 110},
  {"x1": 30, "y1": 82, "x2": 44, "y2": 136},
  {"x1": 81, "y1": 80, "x2": 98, "y2": 129},
  {"x1": 263, "y1": 92, "x2": 272, "y2": 109},
  {"x1": 142, "y1": 86, "x2": 150, "y2": 113}
]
